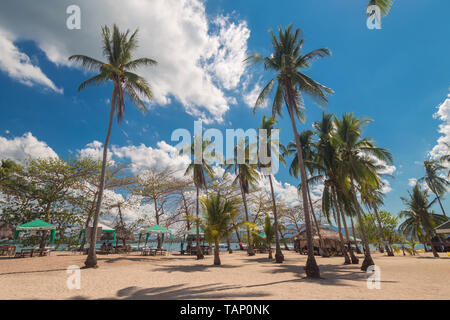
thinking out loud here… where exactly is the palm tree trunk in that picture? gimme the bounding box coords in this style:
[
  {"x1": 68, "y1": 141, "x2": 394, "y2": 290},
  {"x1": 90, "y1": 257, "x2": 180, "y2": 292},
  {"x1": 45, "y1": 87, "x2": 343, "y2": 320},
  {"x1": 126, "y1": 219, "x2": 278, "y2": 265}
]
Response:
[
  {"x1": 372, "y1": 203, "x2": 394, "y2": 256},
  {"x1": 268, "y1": 174, "x2": 284, "y2": 262},
  {"x1": 306, "y1": 181, "x2": 329, "y2": 257},
  {"x1": 335, "y1": 193, "x2": 359, "y2": 264},
  {"x1": 85, "y1": 88, "x2": 116, "y2": 269},
  {"x1": 434, "y1": 192, "x2": 447, "y2": 217},
  {"x1": 350, "y1": 176, "x2": 374, "y2": 271},
  {"x1": 239, "y1": 173, "x2": 255, "y2": 256},
  {"x1": 196, "y1": 186, "x2": 204, "y2": 259},
  {"x1": 214, "y1": 239, "x2": 221, "y2": 265},
  {"x1": 331, "y1": 187, "x2": 351, "y2": 264},
  {"x1": 350, "y1": 216, "x2": 362, "y2": 254},
  {"x1": 226, "y1": 234, "x2": 232, "y2": 253},
  {"x1": 284, "y1": 87, "x2": 320, "y2": 278}
]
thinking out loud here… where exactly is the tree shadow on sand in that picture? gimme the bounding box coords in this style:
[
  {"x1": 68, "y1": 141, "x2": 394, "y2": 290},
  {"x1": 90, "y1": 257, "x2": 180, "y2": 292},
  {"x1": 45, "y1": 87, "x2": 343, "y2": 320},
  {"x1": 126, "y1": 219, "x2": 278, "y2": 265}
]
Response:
[
  {"x1": 152, "y1": 264, "x2": 241, "y2": 273},
  {"x1": 71, "y1": 283, "x2": 270, "y2": 300}
]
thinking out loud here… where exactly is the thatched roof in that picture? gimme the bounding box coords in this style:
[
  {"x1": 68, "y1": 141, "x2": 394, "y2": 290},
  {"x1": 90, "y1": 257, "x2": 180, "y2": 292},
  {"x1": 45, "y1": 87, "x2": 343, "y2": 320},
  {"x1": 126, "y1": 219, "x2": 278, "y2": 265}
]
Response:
[
  {"x1": 292, "y1": 227, "x2": 345, "y2": 242},
  {"x1": 0, "y1": 221, "x2": 15, "y2": 240}
]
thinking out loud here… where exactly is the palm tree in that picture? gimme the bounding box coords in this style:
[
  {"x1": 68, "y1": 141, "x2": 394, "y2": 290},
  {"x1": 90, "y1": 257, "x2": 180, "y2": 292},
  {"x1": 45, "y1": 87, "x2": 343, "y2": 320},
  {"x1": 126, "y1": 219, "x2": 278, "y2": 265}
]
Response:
[
  {"x1": 418, "y1": 160, "x2": 448, "y2": 217},
  {"x1": 332, "y1": 113, "x2": 393, "y2": 271},
  {"x1": 246, "y1": 25, "x2": 334, "y2": 278},
  {"x1": 367, "y1": 0, "x2": 393, "y2": 16},
  {"x1": 399, "y1": 184, "x2": 447, "y2": 258},
  {"x1": 258, "y1": 115, "x2": 285, "y2": 262},
  {"x1": 200, "y1": 192, "x2": 240, "y2": 265},
  {"x1": 185, "y1": 137, "x2": 215, "y2": 260},
  {"x1": 314, "y1": 113, "x2": 353, "y2": 264},
  {"x1": 263, "y1": 214, "x2": 276, "y2": 260},
  {"x1": 224, "y1": 141, "x2": 259, "y2": 256},
  {"x1": 284, "y1": 130, "x2": 330, "y2": 258},
  {"x1": 69, "y1": 24, "x2": 156, "y2": 268}
]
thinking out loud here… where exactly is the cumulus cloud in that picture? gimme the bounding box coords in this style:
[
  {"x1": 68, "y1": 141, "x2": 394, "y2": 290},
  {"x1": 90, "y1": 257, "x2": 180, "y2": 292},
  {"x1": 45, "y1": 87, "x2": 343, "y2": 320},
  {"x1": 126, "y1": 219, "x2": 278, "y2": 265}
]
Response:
[
  {"x1": 0, "y1": 132, "x2": 58, "y2": 162},
  {"x1": 0, "y1": 0, "x2": 250, "y2": 122},
  {"x1": 0, "y1": 28, "x2": 62, "y2": 93},
  {"x1": 243, "y1": 81, "x2": 267, "y2": 109},
  {"x1": 429, "y1": 92, "x2": 450, "y2": 160},
  {"x1": 77, "y1": 140, "x2": 114, "y2": 162},
  {"x1": 408, "y1": 178, "x2": 418, "y2": 187}
]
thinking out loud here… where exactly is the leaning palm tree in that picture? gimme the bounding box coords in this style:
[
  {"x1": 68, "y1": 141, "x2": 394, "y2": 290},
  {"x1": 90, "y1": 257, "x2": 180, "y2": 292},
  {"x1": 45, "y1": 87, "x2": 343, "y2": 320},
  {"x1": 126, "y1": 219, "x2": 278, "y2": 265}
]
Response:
[
  {"x1": 246, "y1": 25, "x2": 334, "y2": 278},
  {"x1": 185, "y1": 137, "x2": 215, "y2": 260},
  {"x1": 200, "y1": 193, "x2": 240, "y2": 265},
  {"x1": 69, "y1": 24, "x2": 156, "y2": 268},
  {"x1": 224, "y1": 141, "x2": 259, "y2": 256},
  {"x1": 332, "y1": 113, "x2": 393, "y2": 271},
  {"x1": 258, "y1": 115, "x2": 285, "y2": 262},
  {"x1": 398, "y1": 184, "x2": 447, "y2": 258},
  {"x1": 418, "y1": 160, "x2": 448, "y2": 217}
]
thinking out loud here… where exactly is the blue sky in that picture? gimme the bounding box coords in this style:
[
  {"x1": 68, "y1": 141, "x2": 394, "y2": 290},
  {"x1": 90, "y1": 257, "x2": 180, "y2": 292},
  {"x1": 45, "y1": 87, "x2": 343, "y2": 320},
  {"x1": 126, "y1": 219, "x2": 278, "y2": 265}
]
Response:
[{"x1": 0, "y1": 0, "x2": 449, "y2": 218}]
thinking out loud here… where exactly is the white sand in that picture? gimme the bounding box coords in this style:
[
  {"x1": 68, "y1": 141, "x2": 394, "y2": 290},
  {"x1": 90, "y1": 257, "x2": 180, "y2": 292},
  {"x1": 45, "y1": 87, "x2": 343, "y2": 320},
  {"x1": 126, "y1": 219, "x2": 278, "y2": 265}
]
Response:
[{"x1": 0, "y1": 250, "x2": 448, "y2": 299}]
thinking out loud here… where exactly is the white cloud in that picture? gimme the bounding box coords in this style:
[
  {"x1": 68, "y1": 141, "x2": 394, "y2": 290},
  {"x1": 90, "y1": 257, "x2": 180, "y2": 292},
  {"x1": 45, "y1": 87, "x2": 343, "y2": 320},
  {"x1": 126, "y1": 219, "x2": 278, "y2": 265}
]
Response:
[
  {"x1": 112, "y1": 140, "x2": 190, "y2": 177},
  {"x1": 0, "y1": 0, "x2": 250, "y2": 122},
  {"x1": 0, "y1": 28, "x2": 62, "y2": 93},
  {"x1": 77, "y1": 140, "x2": 113, "y2": 162},
  {"x1": 243, "y1": 81, "x2": 267, "y2": 109},
  {"x1": 0, "y1": 132, "x2": 58, "y2": 162},
  {"x1": 408, "y1": 178, "x2": 417, "y2": 187},
  {"x1": 429, "y1": 92, "x2": 450, "y2": 160}
]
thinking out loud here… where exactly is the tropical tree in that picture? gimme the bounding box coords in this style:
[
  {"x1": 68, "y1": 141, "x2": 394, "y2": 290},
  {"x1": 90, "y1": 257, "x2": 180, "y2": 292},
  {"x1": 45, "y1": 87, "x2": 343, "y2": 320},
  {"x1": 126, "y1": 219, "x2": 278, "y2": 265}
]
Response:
[
  {"x1": 332, "y1": 113, "x2": 393, "y2": 270},
  {"x1": 398, "y1": 184, "x2": 448, "y2": 258},
  {"x1": 418, "y1": 160, "x2": 448, "y2": 217},
  {"x1": 200, "y1": 193, "x2": 240, "y2": 265},
  {"x1": 246, "y1": 25, "x2": 333, "y2": 278},
  {"x1": 185, "y1": 137, "x2": 215, "y2": 259},
  {"x1": 263, "y1": 214, "x2": 276, "y2": 260},
  {"x1": 69, "y1": 24, "x2": 156, "y2": 268},
  {"x1": 284, "y1": 130, "x2": 330, "y2": 258},
  {"x1": 367, "y1": 0, "x2": 393, "y2": 17},
  {"x1": 224, "y1": 141, "x2": 259, "y2": 256},
  {"x1": 258, "y1": 115, "x2": 285, "y2": 262}
]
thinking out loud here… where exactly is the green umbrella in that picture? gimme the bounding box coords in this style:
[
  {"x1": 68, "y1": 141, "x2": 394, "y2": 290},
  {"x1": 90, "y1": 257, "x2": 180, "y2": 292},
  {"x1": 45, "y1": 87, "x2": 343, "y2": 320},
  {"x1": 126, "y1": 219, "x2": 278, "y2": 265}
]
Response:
[{"x1": 14, "y1": 219, "x2": 57, "y2": 246}]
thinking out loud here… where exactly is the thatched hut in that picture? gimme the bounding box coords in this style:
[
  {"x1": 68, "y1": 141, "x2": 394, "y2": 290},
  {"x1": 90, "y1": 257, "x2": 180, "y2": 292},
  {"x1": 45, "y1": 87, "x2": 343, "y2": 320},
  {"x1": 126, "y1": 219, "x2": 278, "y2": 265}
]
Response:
[
  {"x1": 0, "y1": 221, "x2": 15, "y2": 240},
  {"x1": 291, "y1": 226, "x2": 347, "y2": 255}
]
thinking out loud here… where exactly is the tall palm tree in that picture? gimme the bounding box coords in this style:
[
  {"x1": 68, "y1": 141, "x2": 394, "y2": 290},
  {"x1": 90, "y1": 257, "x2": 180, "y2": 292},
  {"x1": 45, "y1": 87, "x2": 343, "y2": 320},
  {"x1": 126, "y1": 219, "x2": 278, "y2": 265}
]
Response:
[
  {"x1": 419, "y1": 160, "x2": 448, "y2": 217},
  {"x1": 284, "y1": 130, "x2": 330, "y2": 258},
  {"x1": 263, "y1": 214, "x2": 276, "y2": 260},
  {"x1": 246, "y1": 25, "x2": 333, "y2": 278},
  {"x1": 224, "y1": 141, "x2": 259, "y2": 256},
  {"x1": 200, "y1": 193, "x2": 240, "y2": 265},
  {"x1": 332, "y1": 113, "x2": 393, "y2": 271},
  {"x1": 185, "y1": 137, "x2": 215, "y2": 260},
  {"x1": 314, "y1": 113, "x2": 353, "y2": 264},
  {"x1": 399, "y1": 184, "x2": 447, "y2": 258},
  {"x1": 258, "y1": 115, "x2": 285, "y2": 262},
  {"x1": 69, "y1": 24, "x2": 156, "y2": 268}
]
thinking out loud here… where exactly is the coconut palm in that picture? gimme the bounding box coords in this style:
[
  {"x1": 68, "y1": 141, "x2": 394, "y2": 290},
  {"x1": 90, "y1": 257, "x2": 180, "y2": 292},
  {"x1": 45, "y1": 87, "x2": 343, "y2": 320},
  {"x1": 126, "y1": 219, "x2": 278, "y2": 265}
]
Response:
[
  {"x1": 200, "y1": 193, "x2": 240, "y2": 265},
  {"x1": 332, "y1": 113, "x2": 393, "y2": 271},
  {"x1": 258, "y1": 115, "x2": 285, "y2": 262},
  {"x1": 185, "y1": 137, "x2": 215, "y2": 260},
  {"x1": 224, "y1": 141, "x2": 259, "y2": 256},
  {"x1": 313, "y1": 113, "x2": 354, "y2": 264},
  {"x1": 418, "y1": 160, "x2": 448, "y2": 217},
  {"x1": 284, "y1": 130, "x2": 330, "y2": 258},
  {"x1": 263, "y1": 214, "x2": 276, "y2": 260},
  {"x1": 367, "y1": 0, "x2": 393, "y2": 17},
  {"x1": 245, "y1": 25, "x2": 333, "y2": 278},
  {"x1": 69, "y1": 24, "x2": 156, "y2": 268},
  {"x1": 398, "y1": 184, "x2": 447, "y2": 258}
]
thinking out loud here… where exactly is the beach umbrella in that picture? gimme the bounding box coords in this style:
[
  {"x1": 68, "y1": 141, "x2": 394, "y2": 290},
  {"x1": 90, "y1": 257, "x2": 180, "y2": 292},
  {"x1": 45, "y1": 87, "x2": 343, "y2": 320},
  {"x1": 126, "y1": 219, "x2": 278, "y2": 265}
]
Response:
[
  {"x1": 80, "y1": 221, "x2": 116, "y2": 245},
  {"x1": 139, "y1": 224, "x2": 173, "y2": 247},
  {"x1": 14, "y1": 219, "x2": 57, "y2": 246}
]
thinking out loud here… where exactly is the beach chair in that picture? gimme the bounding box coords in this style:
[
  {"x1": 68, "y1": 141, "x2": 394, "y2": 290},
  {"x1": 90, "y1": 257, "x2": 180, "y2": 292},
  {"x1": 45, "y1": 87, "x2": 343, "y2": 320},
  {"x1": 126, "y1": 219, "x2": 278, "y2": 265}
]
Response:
[{"x1": 0, "y1": 245, "x2": 8, "y2": 256}]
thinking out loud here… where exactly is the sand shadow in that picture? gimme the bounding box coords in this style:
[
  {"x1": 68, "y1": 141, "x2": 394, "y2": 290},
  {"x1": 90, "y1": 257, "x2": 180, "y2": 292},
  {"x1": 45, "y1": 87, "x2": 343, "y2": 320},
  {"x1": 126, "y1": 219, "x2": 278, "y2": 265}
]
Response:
[{"x1": 152, "y1": 263, "x2": 240, "y2": 273}]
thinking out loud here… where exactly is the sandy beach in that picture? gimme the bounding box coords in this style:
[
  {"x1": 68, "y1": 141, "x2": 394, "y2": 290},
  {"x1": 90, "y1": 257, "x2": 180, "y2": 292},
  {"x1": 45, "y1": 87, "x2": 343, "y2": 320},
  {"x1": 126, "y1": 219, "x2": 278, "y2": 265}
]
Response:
[{"x1": 0, "y1": 250, "x2": 448, "y2": 300}]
